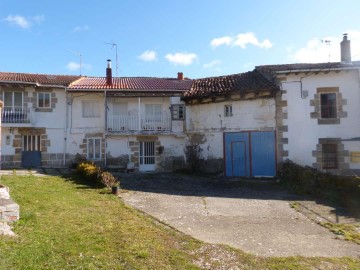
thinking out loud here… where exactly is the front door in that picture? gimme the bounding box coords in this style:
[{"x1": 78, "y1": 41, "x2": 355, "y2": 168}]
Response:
[
  {"x1": 21, "y1": 135, "x2": 41, "y2": 168},
  {"x1": 225, "y1": 132, "x2": 250, "y2": 177},
  {"x1": 139, "y1": 141, "x2": 156, "y2": 171}
]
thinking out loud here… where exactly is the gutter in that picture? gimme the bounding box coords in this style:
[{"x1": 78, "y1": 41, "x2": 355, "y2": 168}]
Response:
[
  {"x1": 0, "y1": 80, "x2": 68, "y2": 89},
  {"x1": 273, "y1": 66, "x2": 360, "y2": 74}
]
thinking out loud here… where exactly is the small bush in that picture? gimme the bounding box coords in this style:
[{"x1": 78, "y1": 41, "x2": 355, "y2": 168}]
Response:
[
  {"x1": 100, "y1": 172, "x2": 119, "y2": 190},
  {"x1": 76, "y1": 162, "x2": 102, "y2": 186}
]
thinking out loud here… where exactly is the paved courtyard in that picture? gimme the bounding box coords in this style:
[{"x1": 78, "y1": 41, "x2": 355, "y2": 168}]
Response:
[{"x1": 120, "y1": 173, "x2": 360, "y2": 258}]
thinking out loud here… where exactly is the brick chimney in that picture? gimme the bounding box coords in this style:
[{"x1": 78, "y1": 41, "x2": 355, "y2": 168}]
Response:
[
  {"x1": 177, "y1": 72, "x2": 184, "y2": 80},
  {"x1": 106, "y1": 59, "x2": 112, "y2": 85},
  {"x1": 340, "y1": 33, "x2": 351, "y2": 63}
]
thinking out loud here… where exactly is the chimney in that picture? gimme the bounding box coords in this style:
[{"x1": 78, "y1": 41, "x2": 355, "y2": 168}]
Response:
[
  {"x1": 177, "y1": 72, "x2": 184, "y2": 80},
  {"x1": 106, "y1": 59, "x2": 112, "y2": 85},
  {"x1": 340, "y1": 33, "x2": 351, "y2": 63}
]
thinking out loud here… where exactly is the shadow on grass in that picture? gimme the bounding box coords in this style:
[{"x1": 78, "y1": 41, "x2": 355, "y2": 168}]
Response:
[{"x1": 62, "y1": 173, "x2": 104, "y2": 190}]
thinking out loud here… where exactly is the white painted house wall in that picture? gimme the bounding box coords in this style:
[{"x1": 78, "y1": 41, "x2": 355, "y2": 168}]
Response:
[
  {"x1": 186, "y1": 98, "x2": 276, "y2": 158},
  {"x1": 279, "y1": 69, "x2": 360, "y2": 172}
]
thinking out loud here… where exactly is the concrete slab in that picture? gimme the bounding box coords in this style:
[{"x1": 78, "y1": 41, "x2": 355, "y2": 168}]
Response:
[{"x1": 121, "y1": 173, "x2": 360, "y2": 258}]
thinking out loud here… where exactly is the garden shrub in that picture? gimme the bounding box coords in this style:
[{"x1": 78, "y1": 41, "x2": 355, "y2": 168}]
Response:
[
  {"x1": 76, "y1": 162, "x2": 102, "y2": 186},
  {"x1": 100, "y1": 171, "x2": 119, "y2": 190}
]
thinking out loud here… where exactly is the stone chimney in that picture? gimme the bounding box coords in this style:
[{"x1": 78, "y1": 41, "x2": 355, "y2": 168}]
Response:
[
  {"x1": 106, "y1": 59, "x2": 112, "y2": 85},
  {"x1": 177, "y1": 72, "x2": 184, "y2": 80},
  {"x1": 340, "y1": 33, "x2": 351, "y2": 63}
]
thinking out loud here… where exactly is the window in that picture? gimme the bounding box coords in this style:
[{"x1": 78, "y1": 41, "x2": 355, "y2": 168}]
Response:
[
  {"x1": 171, "y1": 104, "x2": 185, "y2": 120},
  {"x1": 22, "y1": 135, "x2": 41, "y2": 151},
  {"x1": 224, "y1": 105, "x2": 233, "y2": 117},
  {"x1": 322, "y1": 144, "x2": 337, "y2": 169},
  {"x1": 320, "y1": 93, "x2": 337, "y2": 119},
  {"x1": 37, "y1": 92, "x2": 51, "y2": 108},
  {"x1": 82, "y1": 101, "x2": 100, "y2": 118},
  {"x1": 113, "y1": 102, "x2": 128, "y2": 115},
  {"x1": 87, "y1": 138, "x2": 102, "y2": 160},
  {"x1": 145, "y1": 104, "x2": 162, "y2": 122},
  {"x1": 4, "y1": 91, "x2": 23, "y2": 110}
]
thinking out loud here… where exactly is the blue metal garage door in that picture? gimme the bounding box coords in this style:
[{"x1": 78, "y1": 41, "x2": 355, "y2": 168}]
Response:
[{"x1": 224, "y1": 131, "x2": 276, "y2": 177}]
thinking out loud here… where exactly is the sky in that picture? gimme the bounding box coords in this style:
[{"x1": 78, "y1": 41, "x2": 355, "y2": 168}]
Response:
[{"x1": 1, "y1": 0, "x2": 360, "y2": 79}]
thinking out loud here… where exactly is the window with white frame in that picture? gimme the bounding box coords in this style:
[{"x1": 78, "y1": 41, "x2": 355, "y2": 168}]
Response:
[
  {"x1": 82, "y1": 100, "x2": 100, "y2": 118},
  {"x1": 224, "y1": 105, "x2": 233, "y2": 117},
  {"x1": 87, "y1": 138, "x2": 102, "y2": 160},
  {"x1": 37, "y1": 92, "x2": 51, "y2": 108},
  {"x1": 4, "y1": 91, "x2": 23, "y2": 110},
  {"x1": 145, "y1": 104, "x2": 162, "y2": 122},
  {"x1": 171, "y1": 104, "x2": 185, "y2": 120}
]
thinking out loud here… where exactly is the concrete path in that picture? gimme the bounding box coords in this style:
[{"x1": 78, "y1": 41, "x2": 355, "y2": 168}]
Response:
[{"x1": 121, "y1": 173, "x2": 360, "y2": 258}]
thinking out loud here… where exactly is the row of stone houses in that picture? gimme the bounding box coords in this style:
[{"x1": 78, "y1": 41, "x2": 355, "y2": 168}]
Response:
[{"x1": 0, "y1": 34, "x2": 359, "y2": 176}]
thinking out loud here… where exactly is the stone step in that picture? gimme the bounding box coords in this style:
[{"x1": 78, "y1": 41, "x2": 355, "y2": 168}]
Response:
[{"x1": 0, "y1": 198, "x2": 19, "y2": 223}]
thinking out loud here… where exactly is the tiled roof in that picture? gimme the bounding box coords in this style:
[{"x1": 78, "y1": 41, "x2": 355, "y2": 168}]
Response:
[
  {"x1": 68, "y1": 77, "x2": 193, "y2": 91},
  {"x1": 0, "y1": 72, "x2": 81, "y2": 86},
  {"x1": 183, "y1": 70, "x2": 278, "y2": 99},
  {"x1": 256, "y1": 61, "x2": 360, "y2": 74}
]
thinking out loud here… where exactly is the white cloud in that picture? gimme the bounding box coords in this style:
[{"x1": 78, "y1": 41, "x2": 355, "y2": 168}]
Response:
[
  {"x1": 165, "y1": 52, "x2": 198, "y2": 66},
  {"x1": 210, "y1": 32, "x2": 272, "y2": 49},
  {"x1": 2, "y1": 15, "x2": 30, "y2": 29},
  {"x1": 32, "y1": 15, "x2": 45, "y2": 24},
  {"x1": 203, "y1": 60, "x2": 221, "y2": 69},
  {"x1": 72, "y1": 25, "x2": 89, "y2": 32},
  {"x1": 138, "y1": 50, "x2": 157, "y2": 61},
  {"x1": 67, "y1": 62, "x2": 81, "y2": 71},
  {"x1": 66, "y1": 62, "x2": 92, "y2": 72},
  {"x1": 210, "y1": 36, "x2": 233, "y2": 48},
  {"x1": 233, "y1": 32, "x2": 272, "y2": 49},
  {"x1": 290, "y1": 31, "x2": 360, "y2": 63}
]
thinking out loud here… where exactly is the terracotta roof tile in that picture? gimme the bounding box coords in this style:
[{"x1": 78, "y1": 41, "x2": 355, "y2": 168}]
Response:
[
  {"x1": 0, "y1": 72, "x2": 81, "y2": 86},
  {"x1": 184, "y1": 70, "x2": 278, "y2": 99},
  {"x1": 68, "y1": 77, "x2": 193, "y2": 91}
]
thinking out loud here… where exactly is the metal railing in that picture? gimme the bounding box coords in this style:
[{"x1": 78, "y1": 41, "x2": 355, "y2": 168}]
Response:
[
  {"x1": 2, "y1": 107, "x2": 31, "y2": 124},
  {"x1": 107, "y1": 114, "x2": 171, "y2": 132}
]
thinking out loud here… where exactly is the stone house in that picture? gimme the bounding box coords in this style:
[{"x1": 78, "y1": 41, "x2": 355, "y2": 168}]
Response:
[
  {"x1": 66, "y1": 61, "x2": 192, "y2": 172},
  {"x1": 0, "y1": 35, "x2": 359, "y2": 176},
  {"x1": 0, "y1": 73, "x2": 80, "y2": 168},
  {"x1": 182, "y1": 70, "x2": 279, "y2": 176},
  {"x1": 256, "y1": 34, "x2": 360, "y2": 175}
]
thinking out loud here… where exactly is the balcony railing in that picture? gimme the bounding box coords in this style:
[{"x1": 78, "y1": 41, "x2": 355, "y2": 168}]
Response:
[
  {"x1": 2, "y1": 107, "x2": 31, "y2": 124},
  {"x1": 107, "y1": 114, "x2": 171, "y2": 132}
]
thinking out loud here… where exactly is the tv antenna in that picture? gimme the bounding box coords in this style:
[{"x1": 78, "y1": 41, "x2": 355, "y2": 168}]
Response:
[
  {"x1": 321, "y1": 40, "x2": 331, "y2": 62},
  {"x1": 105, "y1": 42, "x2": 118, "y2": 76},
  {"x1": 68, "y1": 50, "x2": 83, "y2": 75}
]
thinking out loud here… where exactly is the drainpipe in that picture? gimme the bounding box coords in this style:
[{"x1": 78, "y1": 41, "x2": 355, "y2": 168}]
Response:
[
  {"x1": 63, "y1": 87, "x2": 68, "y2": 166},
  {"x1": 138, "y1": 97, "x2": 141, "y2": 130},
  {"x1": 104, "y1": 90, "x2": 107, "y2": 167}
]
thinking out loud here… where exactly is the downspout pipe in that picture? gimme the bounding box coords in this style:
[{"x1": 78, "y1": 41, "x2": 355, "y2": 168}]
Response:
[
  {"x1": 63, "y1": 87, "x2": 68, "y2": 166},
  {"x1": 104, "y1": 90, "x2": 107, "y2": 167}
]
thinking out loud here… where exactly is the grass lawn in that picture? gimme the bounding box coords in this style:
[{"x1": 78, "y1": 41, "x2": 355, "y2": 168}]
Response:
[{"x1": 0, "y1": 174, "x2": 359, "y2": 270}]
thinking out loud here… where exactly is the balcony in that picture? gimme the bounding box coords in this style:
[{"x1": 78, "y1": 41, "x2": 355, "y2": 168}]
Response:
[
  {"x1": 2, "y1": 107, "x2": 31, "y2": 126},
  {"x1": 107, "y1": 114, "x2": 171, "y2": 133}
]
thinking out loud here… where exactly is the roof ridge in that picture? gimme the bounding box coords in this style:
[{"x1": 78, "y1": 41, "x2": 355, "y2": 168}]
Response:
[{"x1": 0, "y1": 71, "x2": 81, "y2": 77}]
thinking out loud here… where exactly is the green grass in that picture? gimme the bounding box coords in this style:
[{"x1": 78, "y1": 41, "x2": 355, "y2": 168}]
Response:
[
  {"x1": 0, "y1": 175, "x2": 359, "y2": 270},
  {"x1": 320, "y1": 222, "x2": 360, "y2": 245}
]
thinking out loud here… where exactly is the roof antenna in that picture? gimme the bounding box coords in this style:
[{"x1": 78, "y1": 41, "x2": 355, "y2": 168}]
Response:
[
  {"x1": 321, "y1": 40, "x2": 331, "y2": 62},
  {"x1": 105, "y1": 42, "x2": 118, "y2": 77},
  {"x1": 68, "y1": 50, "x2": 82, "y2": 76}
]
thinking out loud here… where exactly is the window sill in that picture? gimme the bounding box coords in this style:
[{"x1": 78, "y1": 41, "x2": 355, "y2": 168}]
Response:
[{"x1": 318, "y1": 118, "x2": 340, "y2": 125}]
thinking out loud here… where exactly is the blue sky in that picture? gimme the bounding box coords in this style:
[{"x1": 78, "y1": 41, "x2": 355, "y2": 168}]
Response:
[{"x1": 1, "y1": 0, "x2": 360, "y2": 79}]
